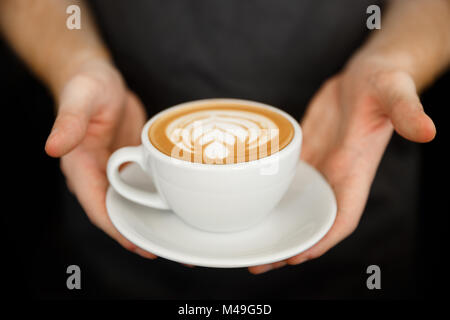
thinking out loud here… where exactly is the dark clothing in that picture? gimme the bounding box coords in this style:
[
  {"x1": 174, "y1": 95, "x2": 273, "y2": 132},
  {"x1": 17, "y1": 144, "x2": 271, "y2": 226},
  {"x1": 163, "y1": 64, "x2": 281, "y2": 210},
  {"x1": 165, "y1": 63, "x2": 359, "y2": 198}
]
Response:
[{"x1": 59, "y1": 0, "x2": 420, "y2": 298}]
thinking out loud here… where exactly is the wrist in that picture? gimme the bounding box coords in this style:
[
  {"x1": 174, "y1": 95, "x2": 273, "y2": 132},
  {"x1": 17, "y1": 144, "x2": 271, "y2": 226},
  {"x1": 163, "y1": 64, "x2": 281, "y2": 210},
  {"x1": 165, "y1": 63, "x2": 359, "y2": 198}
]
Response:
[
  {"x1": 48, "y1": 48, "x2": 113, "y2": 99},
  {"x1": 346, "y1": 48, "x2": 413, "y2": 75},
  {"x1": 346, "y1": 44, "x2": 449, "y2": 93}
]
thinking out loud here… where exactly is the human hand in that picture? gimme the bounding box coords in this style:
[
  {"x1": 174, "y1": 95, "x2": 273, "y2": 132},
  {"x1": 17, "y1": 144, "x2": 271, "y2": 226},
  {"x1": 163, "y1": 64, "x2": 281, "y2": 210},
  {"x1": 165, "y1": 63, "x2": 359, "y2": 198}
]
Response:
[
  {"x1": 45, "y1": 59, "x2": 157, "y2": 259},
  {"x1": 249, "y1": 55, "x2": 436, "y2": 274}
]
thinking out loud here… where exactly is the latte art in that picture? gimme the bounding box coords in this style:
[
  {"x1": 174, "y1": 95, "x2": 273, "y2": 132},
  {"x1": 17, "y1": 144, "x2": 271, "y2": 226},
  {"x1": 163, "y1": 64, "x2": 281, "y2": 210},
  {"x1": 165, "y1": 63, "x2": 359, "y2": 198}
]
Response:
[
  {"x1": 166, "y1": 110, "x2": 279, "y2": 163},
  {"x1": 149, "y1": 102, "x2": 294, "y2": 164}
]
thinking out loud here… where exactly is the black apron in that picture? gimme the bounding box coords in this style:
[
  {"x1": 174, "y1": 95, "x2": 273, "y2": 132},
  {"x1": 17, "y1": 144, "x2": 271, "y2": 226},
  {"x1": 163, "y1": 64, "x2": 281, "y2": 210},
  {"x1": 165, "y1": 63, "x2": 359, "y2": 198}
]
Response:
[{"x1": 58, "y1": 0, "x2": 420, "y2": 298}]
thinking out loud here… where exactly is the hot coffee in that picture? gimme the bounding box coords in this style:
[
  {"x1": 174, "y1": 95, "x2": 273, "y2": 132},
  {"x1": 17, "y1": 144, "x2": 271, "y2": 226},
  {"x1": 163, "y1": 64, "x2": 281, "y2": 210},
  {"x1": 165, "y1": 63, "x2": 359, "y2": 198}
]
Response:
[
  {"x1": 108, "y1": 99, "x2": 302, "y2": 231},
  {"x1": 149, "y1": 101, "x2": 294, "y2": 164}
]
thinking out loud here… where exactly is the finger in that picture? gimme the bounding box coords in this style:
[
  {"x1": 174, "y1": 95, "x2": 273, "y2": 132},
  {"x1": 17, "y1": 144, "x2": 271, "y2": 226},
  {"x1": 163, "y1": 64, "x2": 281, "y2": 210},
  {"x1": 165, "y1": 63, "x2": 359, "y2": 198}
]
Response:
[
  {"x1": 182, "y1": 264, "x2": 195, "y2": 268},
  {"x1": 287, "y1": 212, "x2": 356, "y2": 265},
  {"x1": 376, "y1": 71, "x2": 436, "y2": 143},
  {"x1": 289, "y1": 138, "x2": 391, "y2": 265},
  {"x1": 287, "y1": 202, "x2": 360, "y2": 266},
  {"x1": 248, "y1": 261, "x2": 287, "y2": 274},
  {"x1": 135, "y1": 248, "x2": 158, "y2": 259},
  {"x1": 45, "y1": 76, "x2": 98, "y2": 157},
  {"x1": 287, "y1": 168, "x2": 362, "y2": 265},
  {"x1": 61, "y1": 149, "x2": 157, "y2": 259}
]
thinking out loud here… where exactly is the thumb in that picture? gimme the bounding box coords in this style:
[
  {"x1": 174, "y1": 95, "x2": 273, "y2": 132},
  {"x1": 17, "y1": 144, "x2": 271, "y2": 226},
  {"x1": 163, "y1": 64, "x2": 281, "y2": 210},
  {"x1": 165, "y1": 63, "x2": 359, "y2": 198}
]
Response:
[
  {"x1": 45, "y1": 76, "x2": 97, "y2": 157},
  {"x1": 377, "y1": 71, "x2": 436, "y2": 143}
]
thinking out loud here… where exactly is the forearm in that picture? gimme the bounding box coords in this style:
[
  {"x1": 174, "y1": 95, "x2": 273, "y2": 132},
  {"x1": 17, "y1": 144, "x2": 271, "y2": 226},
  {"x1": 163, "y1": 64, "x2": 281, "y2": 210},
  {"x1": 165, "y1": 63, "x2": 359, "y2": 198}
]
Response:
[
  {"x1": 350, "y1": 0, "x2": 450, "y2": 91},
  {"x1": 0, "y1": 0, "x2": 111, "y2": 97}
]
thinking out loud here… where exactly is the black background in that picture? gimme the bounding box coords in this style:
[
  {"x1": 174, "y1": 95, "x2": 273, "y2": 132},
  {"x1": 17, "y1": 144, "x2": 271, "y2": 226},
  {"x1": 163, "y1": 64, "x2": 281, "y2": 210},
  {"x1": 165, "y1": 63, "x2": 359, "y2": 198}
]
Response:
[{"x1": 1, "y1": 32, "x2": 448, "y2": 300}]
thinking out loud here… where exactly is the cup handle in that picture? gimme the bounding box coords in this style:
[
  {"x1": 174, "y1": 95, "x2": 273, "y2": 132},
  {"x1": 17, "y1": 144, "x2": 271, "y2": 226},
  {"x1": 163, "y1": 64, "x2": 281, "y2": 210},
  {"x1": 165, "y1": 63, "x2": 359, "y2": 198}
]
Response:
[{"x1": 107, "y1": 145, "x2": 170, "y2": 210}]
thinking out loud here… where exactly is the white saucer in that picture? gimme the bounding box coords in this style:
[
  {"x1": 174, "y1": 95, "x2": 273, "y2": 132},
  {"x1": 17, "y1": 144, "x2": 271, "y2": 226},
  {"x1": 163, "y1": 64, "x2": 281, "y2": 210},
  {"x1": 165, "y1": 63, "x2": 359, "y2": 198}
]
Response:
[{"x1": 106, "y1": 161, "x2": 337, "y2": 268}]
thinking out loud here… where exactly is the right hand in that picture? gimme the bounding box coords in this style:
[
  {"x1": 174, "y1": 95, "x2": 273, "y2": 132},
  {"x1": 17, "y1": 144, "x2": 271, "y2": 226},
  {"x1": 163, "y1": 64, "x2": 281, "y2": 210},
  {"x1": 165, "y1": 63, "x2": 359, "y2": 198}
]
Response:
[{"x1": 45, "y1": 59, "x2": 157, "y2": 259}]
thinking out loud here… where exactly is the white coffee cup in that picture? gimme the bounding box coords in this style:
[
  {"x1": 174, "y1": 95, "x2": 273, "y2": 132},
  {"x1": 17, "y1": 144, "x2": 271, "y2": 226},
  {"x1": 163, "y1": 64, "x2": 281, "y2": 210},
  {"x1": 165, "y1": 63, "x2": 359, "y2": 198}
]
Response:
[{"x1": 107, "y1": 99, "x2": 302, "y2": 232}]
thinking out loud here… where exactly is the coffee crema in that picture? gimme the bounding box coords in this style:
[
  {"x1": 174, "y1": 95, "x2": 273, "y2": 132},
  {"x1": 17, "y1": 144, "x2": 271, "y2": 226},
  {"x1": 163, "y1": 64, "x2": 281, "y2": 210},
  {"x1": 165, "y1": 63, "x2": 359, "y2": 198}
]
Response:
[{"x1": 148, "y1": 102, "x2": 294, "y2": 164}]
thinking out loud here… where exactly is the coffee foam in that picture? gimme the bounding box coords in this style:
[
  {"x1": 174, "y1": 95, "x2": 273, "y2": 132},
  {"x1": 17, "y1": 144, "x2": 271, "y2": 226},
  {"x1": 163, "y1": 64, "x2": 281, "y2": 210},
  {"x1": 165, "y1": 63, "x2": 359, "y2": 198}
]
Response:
[{"x1": 149, "y1": 103, "x2": 294, "y2": 164}]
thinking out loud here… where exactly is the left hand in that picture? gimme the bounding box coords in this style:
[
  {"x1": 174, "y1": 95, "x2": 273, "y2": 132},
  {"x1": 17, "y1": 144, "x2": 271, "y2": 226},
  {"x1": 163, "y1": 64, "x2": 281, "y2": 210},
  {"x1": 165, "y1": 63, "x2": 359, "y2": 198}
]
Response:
[{"x1": 249, "y1": 55, "x2": 436, "y2": 274}]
